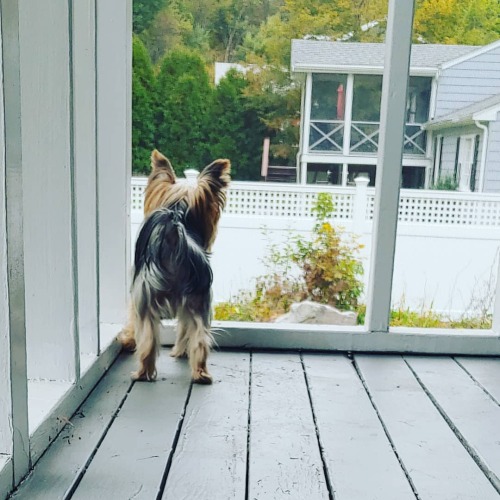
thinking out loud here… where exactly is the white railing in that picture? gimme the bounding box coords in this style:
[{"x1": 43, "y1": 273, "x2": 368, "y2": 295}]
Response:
[{"x1": 132, "y1": 176, "x2": 500, "y2": 227}]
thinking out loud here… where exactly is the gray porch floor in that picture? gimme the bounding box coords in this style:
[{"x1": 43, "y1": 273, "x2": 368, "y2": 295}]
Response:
[{"x1": 9, "y1": 349, "x2": 500, "y2": 500}]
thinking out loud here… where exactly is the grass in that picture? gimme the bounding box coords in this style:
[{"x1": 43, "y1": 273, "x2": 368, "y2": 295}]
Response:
[{"x1": 215, "y1": 300, "x2": 492, "y2": 329}]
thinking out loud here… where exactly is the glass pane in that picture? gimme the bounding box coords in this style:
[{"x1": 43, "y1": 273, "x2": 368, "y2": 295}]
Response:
[
  {"x1": 404, "y1": 124, "x2": 427, "y2": 155},
  {"x1": 401, "y1": 166, "x2": 425, "y2": 189},
  {"x1": 407, "y1": 77, "x2": 432, "y2": 124},
  {"x1": 306, "y1": 163, "x2": 342, "y2": 185},
  {"x1": 350, "y1": 122, "x2": 379, "y2": 153},
  {"x1": 311, "y1": 74, "x2": 347, "y2": 120},
  {"x1": 309, "y1": 122, "x2": 344, "y2": 152},
  {"x1": 352, "y1": 75, "x2": 382, "y2": 122}
]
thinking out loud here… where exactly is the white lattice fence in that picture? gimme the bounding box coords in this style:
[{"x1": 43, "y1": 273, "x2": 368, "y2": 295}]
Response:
[{"x1": 131, "y1": 177, "x2": 500, "y2": 227}]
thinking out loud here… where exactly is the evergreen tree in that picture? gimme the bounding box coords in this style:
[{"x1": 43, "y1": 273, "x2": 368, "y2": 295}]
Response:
[
  {"x1": 132, "y1": 36, "x2": 156, "y2": 175},
  {"x1": 133, "y1": 0, "x2": 167, "y2": 33},
  {"x1": 156, "y1": 49, "x2": 213, "y2": 172},
  {"x1": 208, "y1": 70, "x2": 265, "y2": 180}
]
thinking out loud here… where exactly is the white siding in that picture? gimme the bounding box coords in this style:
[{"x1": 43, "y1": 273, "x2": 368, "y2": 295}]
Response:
[
  {"x1": 435, "y1": 46, "x2": 500, "y2": 117},
  {"x1": 484, "y1": 113, "x2": 500, "y2": 192}
]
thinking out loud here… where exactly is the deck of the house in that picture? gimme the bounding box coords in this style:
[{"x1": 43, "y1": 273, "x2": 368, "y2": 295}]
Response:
[{"x1": 9, "y1": 348, "x2": 500, "y2": 500}]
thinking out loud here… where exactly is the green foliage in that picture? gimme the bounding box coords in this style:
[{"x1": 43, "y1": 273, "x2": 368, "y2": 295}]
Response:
[
  {"x1": 207, "y1": 70, "x2": 265, "y2": 180},
  {"x1": 355, "y1": 303, "x2": 492, "y2": 329},
  {"x1": 214, "y1": 193, "x2": 365, "y2": 322},
  {"x1": 431, "y1": 174, "x2": 458, "y2": 191},
  {"x1": 156, "y1": 49, "x2": 213, "y2": 171},
  {"x1": 414, "y1": 0, "x2": 500, "y2": 45},
  {"x1": 133, "y1": 0, "x2": 167, "y2": 33},
  {"x1": 132, "y1": 36, "x2": 156, "y2": 175}
]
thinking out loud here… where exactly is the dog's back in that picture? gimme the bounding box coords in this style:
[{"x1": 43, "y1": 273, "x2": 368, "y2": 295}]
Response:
[{"x1": 132, "y1": 203, "x2": 213, "y2": 320}]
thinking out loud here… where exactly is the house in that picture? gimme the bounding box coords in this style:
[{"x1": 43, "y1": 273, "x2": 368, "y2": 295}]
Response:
[{"x1": 291, "y1": 39, "x2": 500, "y2": 191}]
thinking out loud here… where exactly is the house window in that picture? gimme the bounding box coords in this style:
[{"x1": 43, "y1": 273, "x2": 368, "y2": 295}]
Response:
[
  {"x1": 402, "y1": 166, "x2": 426, "y2": 189},
  {"x1": 350, "y1": 75, "x2": 383, "y2": 154},
  {"x1": 309, "y1": 74, "x2": 347, "y2": 153},
  {"x1": 306, "y1": 163, "x2": 342, "y2": 185}
]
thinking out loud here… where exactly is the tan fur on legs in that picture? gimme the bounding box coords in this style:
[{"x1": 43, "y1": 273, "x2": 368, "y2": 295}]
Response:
[
  {"x1": 170, "y1": 318, "x2": 189, "y2": 358},
  {"x1": 117, "y1": 302, "x2": 137, "y2": 352},
  {"x1": 185, "y1": 315, "x2": 213, "y2": 384},
  {"x1": 131, "y1": 315, "x2": 159, "y2": 381}
]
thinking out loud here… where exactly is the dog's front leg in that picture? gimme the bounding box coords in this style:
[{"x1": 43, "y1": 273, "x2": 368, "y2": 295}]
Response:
[
  {"x1": 117, "y1": 302, "x2": 137, "y2": 352},
  {"x1": 182, "y1": 311, "x2": 213, "y2": 384}
]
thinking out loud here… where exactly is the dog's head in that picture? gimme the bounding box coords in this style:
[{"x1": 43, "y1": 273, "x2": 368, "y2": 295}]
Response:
[{"x1": 144, "y1": 149, "x2": 231, "y2": 249}]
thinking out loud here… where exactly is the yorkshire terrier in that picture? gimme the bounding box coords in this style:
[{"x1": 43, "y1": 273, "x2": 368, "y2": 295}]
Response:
[{"x1": 118, "y1": 149, "x2": 230, "y2": 384}]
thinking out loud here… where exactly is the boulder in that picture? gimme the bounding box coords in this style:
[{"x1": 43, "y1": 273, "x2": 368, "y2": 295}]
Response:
[{"x1": 275, "y1": 300, "x2": 357, "y2": 326}]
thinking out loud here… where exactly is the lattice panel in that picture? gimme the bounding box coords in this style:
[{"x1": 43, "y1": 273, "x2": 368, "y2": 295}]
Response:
[
  {"x1": 131, "y1": 181, "x2": 146, "y2": 212},
  {"x1": 366, "y1": 195, "x2": 375, "y2": 220},
  {"x1": 226, "y1": 188, "x2": 354, "y2": 219},
  {"x1": 398, "y1": 196, "x2": 500, "y2": 226}
]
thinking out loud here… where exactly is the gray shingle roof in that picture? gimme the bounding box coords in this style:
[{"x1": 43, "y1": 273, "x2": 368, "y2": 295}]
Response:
[
  {"x1": 424, "y1": 93, "x2": 500, "y2": 129},
  {"x1": 291, "y1": 40, "x2": 479, "y2": 72}
]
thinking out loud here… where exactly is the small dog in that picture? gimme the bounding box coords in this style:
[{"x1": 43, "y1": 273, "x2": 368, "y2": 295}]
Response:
[{"x1": 119, "y1": 150, "x2": 230, "y2": 384}]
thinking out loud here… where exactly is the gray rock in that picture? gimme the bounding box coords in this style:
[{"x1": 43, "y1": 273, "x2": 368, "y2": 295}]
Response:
[{"x1": 275, "y1": 300, "x2": 357, "y2": 325}]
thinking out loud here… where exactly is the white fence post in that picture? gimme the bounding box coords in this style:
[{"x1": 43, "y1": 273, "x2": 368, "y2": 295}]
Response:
[{"x1": 353, "y1": 175, "x2": 369, "y2": 232}]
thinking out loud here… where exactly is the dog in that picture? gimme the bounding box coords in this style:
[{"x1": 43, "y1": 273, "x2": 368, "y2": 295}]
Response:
[{"x1": 118, "y1": 149, "x2": 230, "y2": 384}]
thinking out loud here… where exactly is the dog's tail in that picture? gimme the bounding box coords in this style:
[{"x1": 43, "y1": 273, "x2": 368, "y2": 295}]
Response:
[{"x1": 132, "y1": 206, "x2": 213, "y2": 318}]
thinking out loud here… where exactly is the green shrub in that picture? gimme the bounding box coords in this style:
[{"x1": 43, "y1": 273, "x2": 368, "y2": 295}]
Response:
[
  {"x1": 214, "y1": 193, "x2": 365, "y2": 322},
  {"x1": 431, "y1": 174, "x2": 458, "y2": 191}
]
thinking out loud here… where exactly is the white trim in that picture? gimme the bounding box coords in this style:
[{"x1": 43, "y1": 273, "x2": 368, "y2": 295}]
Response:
[
  {"x1": 475, "y1": 121, "x2": 488, "y2": 192},
  {"x1": 301, "y1": 153, "x2": 431, "y2": 168},
  {"x1": 292, "y1": 63, "x2": 437, "y2": 77},
  {"x1": 473, "y1": 102, "x2": 500, "y2": 122},
  {"x1": 440, "y1": 39, "x2": 500, "y2": 70},
  {"x1": 159, "y1": 322, "x2": 500, "y2": 356},
  {"x1": 457, "y1": 134, "x2": 476, "y2": 192},
  {"x1": 342, "y1": 74, "x2": 354, "y2": 156},
  {"x1": 429, "y1": 76, "x2": 438, "y2": 120},
  {"x1": 433, "y1": 135, "x2": 443, "y2": 185}
]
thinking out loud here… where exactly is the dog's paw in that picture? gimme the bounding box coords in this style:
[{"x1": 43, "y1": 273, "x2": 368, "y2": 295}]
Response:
[
  {"x1": 117, "y1": 330, "x2": 136, "y2": 352},
  {"x1": 192, "y1": 369, "x2": 213, "y2": 385},
  {"x1": 131, "y1": 368, "x2": 157, "y2": 382}
]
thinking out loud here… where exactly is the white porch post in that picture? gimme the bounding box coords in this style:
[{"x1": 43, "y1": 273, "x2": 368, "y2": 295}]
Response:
[
  {"x1": 19, "y1": 0, "x2": 79, "y2": 381},
  {"x1": 365, "y1": 0, "x2": 415, "y2": 333},
  {"x1": 1, "y1": 0, "x2": 30, "y2": 483},
  {"x1": 342, "y1": 74, "x2": 354, "y2": 157},
  {"x1": 72, "y1": 0, "x2": 99, "y2": 361},
  {"x1": 96, "y1": 0, "x2": 132, "y2": 327},
  {"x1": 300, "y1": 73, "x2": 312, "y2": 184}
]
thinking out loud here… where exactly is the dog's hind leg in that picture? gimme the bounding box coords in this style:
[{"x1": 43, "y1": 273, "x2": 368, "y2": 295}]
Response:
[
  {"x1": 181, "y1": 300, "x2": 213, "y2": 384},
  {"x1": 132, "y1": 314, "x2": 159, "y2": 381}
]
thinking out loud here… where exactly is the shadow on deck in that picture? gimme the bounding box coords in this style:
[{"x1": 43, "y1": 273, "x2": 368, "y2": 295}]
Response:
[{"x1": 9, "y1": 349, "x2": 500, "y2": 499}]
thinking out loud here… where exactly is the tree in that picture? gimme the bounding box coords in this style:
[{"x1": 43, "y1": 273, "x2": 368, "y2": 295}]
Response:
[
  {"x1": 208, "y1": 70, "x2": 266, "y2": 180},
  {"x1": 414, "y1": 0, "x2": 500, "y2": 45},
  {"x1": 133, "y1": 0, "x2": 167, "y2": 33},
  {"x1": 132, "y1": 36, "x2": 156, "y2": 174},
  {"x1": 156, "y1": 50, "x2": 213, "y2": 171}
]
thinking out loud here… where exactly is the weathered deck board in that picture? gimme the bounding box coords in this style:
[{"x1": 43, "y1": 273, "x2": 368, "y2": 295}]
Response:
[
  {"x1": 455, "y1": 356, "x2": 500, "y2": 404},
  {"x1": 162, "y1": 351, "x2": 249, "y2": 500},
  {"x1": 248, "y1": 353, "x2": 329, "y2": 500},
  {"x1": 71, "y1": 352, "x2": 191, "y2": 500},
  {"x1": 10, "y1": 354, "x2": 135, "y2": 499},
  {"x1": 406, "y1": 355, "x2": 500, "y2": 492},
  {"x1": 304, "y1": 354, "x2": 416, "y2": 500},
  {"x1": 355, "y1": 354, "x2": 500, "y2": 500}
]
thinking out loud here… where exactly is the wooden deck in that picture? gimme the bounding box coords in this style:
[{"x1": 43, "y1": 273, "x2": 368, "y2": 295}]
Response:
[{"x1": 9, "y1": 349, "x2": 500, "y2": 500}]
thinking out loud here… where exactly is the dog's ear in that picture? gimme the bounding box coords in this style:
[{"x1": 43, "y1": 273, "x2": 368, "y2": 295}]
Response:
[
  {"x1": 198, "y1": 159, "x2": 231, "y2": 189},
  {"x1": 151, "y1": 149, "x2": 175, "y2": 184}
]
